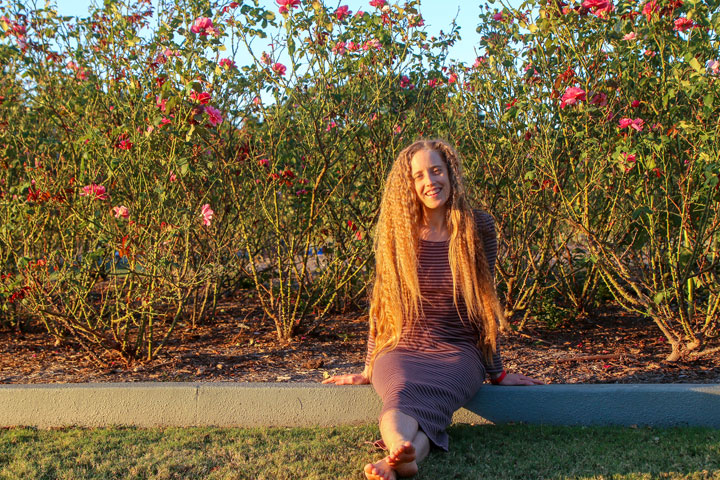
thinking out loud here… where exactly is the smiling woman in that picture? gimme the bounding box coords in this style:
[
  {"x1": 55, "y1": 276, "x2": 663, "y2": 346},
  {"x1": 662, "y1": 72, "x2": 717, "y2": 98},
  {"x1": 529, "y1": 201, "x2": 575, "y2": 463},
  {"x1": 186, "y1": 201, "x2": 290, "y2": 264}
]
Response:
[{"x1": 323, "y1": 138, "x2": 542, "y2": 480}]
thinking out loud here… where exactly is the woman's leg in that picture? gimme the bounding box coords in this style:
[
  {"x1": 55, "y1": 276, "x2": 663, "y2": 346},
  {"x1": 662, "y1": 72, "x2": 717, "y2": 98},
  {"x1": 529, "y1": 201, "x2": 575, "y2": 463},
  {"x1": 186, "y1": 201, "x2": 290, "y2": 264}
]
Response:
[{"x1": 365, "y1": 409, "x2": 431, "y2": 479}]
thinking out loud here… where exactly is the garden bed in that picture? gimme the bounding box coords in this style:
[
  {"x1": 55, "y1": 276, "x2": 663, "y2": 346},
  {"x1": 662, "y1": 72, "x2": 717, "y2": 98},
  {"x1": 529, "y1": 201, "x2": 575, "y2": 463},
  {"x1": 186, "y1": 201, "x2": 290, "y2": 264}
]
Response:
[{"x1": 1, "y1": 295, "x2": 718, "y2": 385}]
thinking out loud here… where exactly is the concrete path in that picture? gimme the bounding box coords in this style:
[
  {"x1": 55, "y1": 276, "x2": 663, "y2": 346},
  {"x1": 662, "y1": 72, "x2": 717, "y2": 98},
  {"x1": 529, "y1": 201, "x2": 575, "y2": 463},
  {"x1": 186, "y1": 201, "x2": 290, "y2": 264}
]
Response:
[{"x1": 1, "y1": 383, "x2": 718, "y2": 428}]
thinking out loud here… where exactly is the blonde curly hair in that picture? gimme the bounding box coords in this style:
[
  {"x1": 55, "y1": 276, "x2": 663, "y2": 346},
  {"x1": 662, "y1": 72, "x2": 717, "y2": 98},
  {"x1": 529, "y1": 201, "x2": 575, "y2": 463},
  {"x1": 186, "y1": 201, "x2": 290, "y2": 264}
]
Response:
[{"x1": 367, "y1": 139, "x2": 503, "y2": 376}]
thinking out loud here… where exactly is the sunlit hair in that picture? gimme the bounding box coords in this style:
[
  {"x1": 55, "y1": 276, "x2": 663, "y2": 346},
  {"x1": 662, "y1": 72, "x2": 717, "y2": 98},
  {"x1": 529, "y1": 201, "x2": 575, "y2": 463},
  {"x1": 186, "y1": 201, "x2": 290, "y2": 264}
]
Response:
[{"x1": 367, "y1": 138, "x2": 503, "y2": 377}]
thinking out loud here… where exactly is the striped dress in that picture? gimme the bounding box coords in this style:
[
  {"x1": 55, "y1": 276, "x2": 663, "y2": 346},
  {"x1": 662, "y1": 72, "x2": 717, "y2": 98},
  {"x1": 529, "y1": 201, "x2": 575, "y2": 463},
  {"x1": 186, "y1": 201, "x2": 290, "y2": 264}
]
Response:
[{"x1": 366, "y1": 210, "x2": 503, "y2": 451}]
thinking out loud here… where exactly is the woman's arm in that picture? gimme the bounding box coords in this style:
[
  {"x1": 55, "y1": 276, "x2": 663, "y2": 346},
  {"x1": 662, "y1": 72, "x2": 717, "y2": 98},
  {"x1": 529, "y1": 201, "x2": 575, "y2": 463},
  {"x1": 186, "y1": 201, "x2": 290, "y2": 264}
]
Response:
[
  {"x1": 474, "y1": 210, "x2": 544, "y2": 386},
  {"x1": 320, "y1": 329, "x2": 373, "y2": 385},
  {"x1": 496, "y1": 372, "x2": 544, "y2": 385},
  {"x1": 321, "y1": 371, "x2": 370, "y2": 384},
  {"x1": 474, "y1": 210, "x2": 504, "y2": 377}
]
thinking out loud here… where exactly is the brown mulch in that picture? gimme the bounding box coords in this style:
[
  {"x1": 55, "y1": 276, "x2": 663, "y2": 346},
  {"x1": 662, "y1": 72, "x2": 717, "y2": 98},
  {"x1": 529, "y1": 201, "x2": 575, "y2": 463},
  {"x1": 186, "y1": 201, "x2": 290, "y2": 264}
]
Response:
[{"x1": 1, "y1": 296, "x2": 719, "y2": 385}]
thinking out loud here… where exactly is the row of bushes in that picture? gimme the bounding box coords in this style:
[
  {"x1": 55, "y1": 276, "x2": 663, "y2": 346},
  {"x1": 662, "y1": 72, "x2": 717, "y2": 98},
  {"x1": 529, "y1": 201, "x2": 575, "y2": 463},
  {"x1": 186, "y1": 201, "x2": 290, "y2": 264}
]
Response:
[{"x1": 1, "y1": 0, "x2": 718, "y2": 362}]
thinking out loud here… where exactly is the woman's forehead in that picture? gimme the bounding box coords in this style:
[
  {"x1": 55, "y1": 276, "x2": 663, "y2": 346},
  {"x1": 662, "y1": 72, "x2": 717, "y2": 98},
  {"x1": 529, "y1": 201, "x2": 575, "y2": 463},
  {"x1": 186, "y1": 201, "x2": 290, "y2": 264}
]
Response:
[{"x1": 410, "y1": 149, "x2": 445, "y2": 172}]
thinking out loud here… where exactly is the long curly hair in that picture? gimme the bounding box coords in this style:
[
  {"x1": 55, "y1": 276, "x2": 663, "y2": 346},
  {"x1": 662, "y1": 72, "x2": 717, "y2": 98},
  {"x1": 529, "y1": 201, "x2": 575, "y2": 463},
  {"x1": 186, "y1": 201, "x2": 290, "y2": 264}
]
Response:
[{"x1": 366, "y1": 139, "x2": 503, "y2": 376}]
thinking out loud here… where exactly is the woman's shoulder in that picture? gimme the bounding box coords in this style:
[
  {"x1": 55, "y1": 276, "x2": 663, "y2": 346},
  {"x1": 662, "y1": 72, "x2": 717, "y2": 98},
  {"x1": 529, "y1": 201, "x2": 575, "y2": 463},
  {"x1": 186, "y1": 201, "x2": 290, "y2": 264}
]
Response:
[{"x1": 471, "y1": 209, "x2": 495, "y2": 231}]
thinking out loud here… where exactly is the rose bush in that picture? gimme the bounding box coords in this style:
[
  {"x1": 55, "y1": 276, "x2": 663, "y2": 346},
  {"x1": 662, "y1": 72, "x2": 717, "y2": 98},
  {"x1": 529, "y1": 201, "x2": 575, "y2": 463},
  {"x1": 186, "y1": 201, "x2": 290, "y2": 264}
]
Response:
[
  {"x1": 496, "y1": 0, "x2": 720, "y2": 359},
  {"x1": 0, "y1": 0, "x2": 717, "y2": 362}
]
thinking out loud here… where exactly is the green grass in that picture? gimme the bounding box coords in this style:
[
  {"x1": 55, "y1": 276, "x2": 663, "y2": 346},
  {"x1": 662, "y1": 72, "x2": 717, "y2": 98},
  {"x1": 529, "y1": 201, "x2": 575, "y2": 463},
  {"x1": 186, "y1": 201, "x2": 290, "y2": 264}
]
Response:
[{"x1": 0, "y1": 424, "x2": 718, "y2": 479}]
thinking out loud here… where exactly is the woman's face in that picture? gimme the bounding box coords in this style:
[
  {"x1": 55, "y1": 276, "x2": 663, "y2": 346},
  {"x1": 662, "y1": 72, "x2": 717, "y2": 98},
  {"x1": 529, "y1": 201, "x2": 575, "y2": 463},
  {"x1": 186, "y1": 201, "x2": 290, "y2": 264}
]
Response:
[{"x1": 410, "y1": 148, "x2": 451, "y2": 214}]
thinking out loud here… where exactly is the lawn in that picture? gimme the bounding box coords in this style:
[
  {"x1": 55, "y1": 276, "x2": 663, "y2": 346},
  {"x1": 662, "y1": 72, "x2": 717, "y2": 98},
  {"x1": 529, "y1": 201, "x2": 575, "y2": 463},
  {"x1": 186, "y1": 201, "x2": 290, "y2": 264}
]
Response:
[{"x1": 0, "y1": 424, "x2": 718, "y2": 479}]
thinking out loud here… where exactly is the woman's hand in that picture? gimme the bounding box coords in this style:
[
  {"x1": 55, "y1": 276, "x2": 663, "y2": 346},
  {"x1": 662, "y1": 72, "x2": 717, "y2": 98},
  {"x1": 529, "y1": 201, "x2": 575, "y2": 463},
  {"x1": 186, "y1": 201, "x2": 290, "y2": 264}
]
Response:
[
  {"x1": 321, "y1": 373, "x2": 370, "y2": 385},
  {"x1": 496, "y1": 372, "x2": 544, "y2": 386}
]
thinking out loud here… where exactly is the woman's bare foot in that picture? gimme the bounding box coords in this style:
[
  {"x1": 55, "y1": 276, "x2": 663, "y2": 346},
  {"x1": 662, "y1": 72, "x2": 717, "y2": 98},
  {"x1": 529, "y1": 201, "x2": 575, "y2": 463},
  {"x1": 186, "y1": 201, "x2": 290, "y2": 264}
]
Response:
[
  {"x1": 386, "y1": 441, "x2": 418, "y2": 477},
  {"x1": 364, "y1": 458, "x2": 396, "y2": 480}
]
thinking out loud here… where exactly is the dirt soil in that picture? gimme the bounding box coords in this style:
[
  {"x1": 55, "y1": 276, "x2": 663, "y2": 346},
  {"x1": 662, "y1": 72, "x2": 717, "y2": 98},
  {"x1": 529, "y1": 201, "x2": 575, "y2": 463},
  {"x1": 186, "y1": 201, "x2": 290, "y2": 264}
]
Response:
[{"x1": 1, "y1": 296, "x2": 719, "y2": 385}]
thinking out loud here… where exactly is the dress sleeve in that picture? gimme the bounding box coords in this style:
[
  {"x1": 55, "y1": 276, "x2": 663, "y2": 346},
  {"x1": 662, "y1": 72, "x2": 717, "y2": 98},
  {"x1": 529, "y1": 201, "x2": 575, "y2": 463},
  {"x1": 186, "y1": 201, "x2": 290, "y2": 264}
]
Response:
[
  {"x1": 473, "y1": 210, "x2": 504, "y2": 378},
  {"x1": 474, "y1": 210, "x2": 497, "y2": 279},
  {"x1": 364, "y1": 328, "x2": 375, "y2": 371}
]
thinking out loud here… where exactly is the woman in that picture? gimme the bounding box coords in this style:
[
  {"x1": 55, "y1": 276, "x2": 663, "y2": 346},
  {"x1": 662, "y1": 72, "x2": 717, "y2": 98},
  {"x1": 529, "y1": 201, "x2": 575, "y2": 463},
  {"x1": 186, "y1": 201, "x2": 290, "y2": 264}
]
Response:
[{"x1": 323, "y1": 139, "x2": 542, "y2": 480}]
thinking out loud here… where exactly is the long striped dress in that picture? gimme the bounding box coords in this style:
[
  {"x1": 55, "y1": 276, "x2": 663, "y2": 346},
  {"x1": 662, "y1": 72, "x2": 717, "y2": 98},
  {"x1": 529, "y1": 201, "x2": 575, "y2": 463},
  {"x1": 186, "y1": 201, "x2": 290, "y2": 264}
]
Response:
[{"x1": 366, "y1": 210, "x2": 503, "y2": 451}]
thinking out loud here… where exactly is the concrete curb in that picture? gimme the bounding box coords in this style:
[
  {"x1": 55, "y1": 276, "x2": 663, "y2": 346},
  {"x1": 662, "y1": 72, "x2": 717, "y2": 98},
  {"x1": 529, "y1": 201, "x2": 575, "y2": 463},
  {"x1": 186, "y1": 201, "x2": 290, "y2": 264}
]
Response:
[{"x1": 0, "y1": 383, "x2": 718, "y2": 428}]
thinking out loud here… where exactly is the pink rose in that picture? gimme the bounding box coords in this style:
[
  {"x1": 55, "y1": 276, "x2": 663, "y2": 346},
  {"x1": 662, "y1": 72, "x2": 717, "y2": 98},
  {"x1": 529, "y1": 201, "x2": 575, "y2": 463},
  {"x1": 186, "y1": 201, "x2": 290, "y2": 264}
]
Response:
[
  {"x1": 473, "y1": 57, "x2": 486, "y2": 68},
  {"x1": 335, "y1": 5, "x2": 351, "y2": 21},
  {"x1": 116, "y1": 139, "x2": 133, "y2": 150},
  {"x1": 112, "y1": 206, "x2": 129, "y2": 219},
  {"x1": 582, "y1": 0, "x2": 614, "y2": 17},
  {"x1": 631, "y1": 100, "x2": 640, "y2": 108},
  {"x1": 673, "y1": 17, "x2": 694, "y2": 32},
  {"x1": 272, "y1": 62, "x2": 287, "y2": 76},
  {"x1": 201, "y1": 204, "x2": 214, "y2": 226},
  {"x1": 369, "y1": 0, "x2": 386, "y2": 7},
  {"x1": 219, "y1": 58, "x2": 236, "y2": 69},
  {"x1": 623, "y1": 32, "x2": 637, "y2": 41},
  {"x1": 191, "y1": 17, "x2": 215, "y2": 36},
  {"x1": 363, "y1": 39, "x2": 382, "y2": 50},
  {"x1": 560, "y1": 86, "x2": 586, "y2": 108},
  {"x1": 205, "y1": 105, "x2": 223, "y2": 127},
  {"x1": 190, "y1": 91, "x2": 211, "y2": 104},
  {"x1": 493, "y1": 12, "x2": 505, "y2": 21},
  {"x1": 277, "y1": 0, "x2": 300, "y2": 14},
  {"x1": 332, "y1": 41, "x2": 346, "y2": 55},
  {"x1": 80, "y1": 184, "x2": 108, "y2": 201},
  {"x1": 642, "y1": 0, "x2": 658, "y2": 17},
  {"x1": 619, "y1": 117, "x2": 644, "y2": 131}
]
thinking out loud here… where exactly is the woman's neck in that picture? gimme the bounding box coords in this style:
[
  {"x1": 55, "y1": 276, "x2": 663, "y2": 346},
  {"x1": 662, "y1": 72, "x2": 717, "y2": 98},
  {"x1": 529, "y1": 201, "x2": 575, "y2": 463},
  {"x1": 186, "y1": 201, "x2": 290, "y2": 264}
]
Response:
[{"x1": 420, "y1": 207, "x2": 449, "y2": 240}]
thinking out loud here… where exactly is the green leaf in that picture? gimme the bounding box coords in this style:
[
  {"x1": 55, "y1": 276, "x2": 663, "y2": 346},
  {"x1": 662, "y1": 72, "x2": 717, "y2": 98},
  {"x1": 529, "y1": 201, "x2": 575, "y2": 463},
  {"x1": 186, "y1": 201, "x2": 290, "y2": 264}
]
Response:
[
  {"x1": 704, "y1": 93, "x2": 713, "y2": 109},
  {"x1": 653, "y1": 291, "x2": 665, "y2": 304},
  {"x1": 689, "y1": 57, "x2": 703, "y2": 73},
  {"x1": 288, "y1": 37, "x2": 295, "y2": 56}
]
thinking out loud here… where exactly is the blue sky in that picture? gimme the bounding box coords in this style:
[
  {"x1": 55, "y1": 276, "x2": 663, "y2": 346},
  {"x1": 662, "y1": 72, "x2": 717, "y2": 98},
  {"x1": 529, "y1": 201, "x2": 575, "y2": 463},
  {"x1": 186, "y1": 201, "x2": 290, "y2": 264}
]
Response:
[{"x1": 53, "y1": 0, "x2": 513, "y2": 66}]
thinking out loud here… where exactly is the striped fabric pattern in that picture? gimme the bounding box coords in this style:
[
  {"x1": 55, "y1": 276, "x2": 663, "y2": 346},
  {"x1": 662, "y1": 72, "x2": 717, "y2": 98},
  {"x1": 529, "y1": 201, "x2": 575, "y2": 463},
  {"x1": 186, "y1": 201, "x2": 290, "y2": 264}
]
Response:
[{"x1": 366, "y1": 210, "x2": 504, "y2": 450}]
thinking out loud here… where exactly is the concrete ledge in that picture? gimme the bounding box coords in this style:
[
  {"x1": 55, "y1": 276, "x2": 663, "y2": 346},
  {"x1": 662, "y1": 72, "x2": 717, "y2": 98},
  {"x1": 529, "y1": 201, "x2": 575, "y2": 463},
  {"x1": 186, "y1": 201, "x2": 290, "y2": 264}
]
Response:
[{"x1": 0, "y1": 383, "x2": 718, "y2": 428}]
